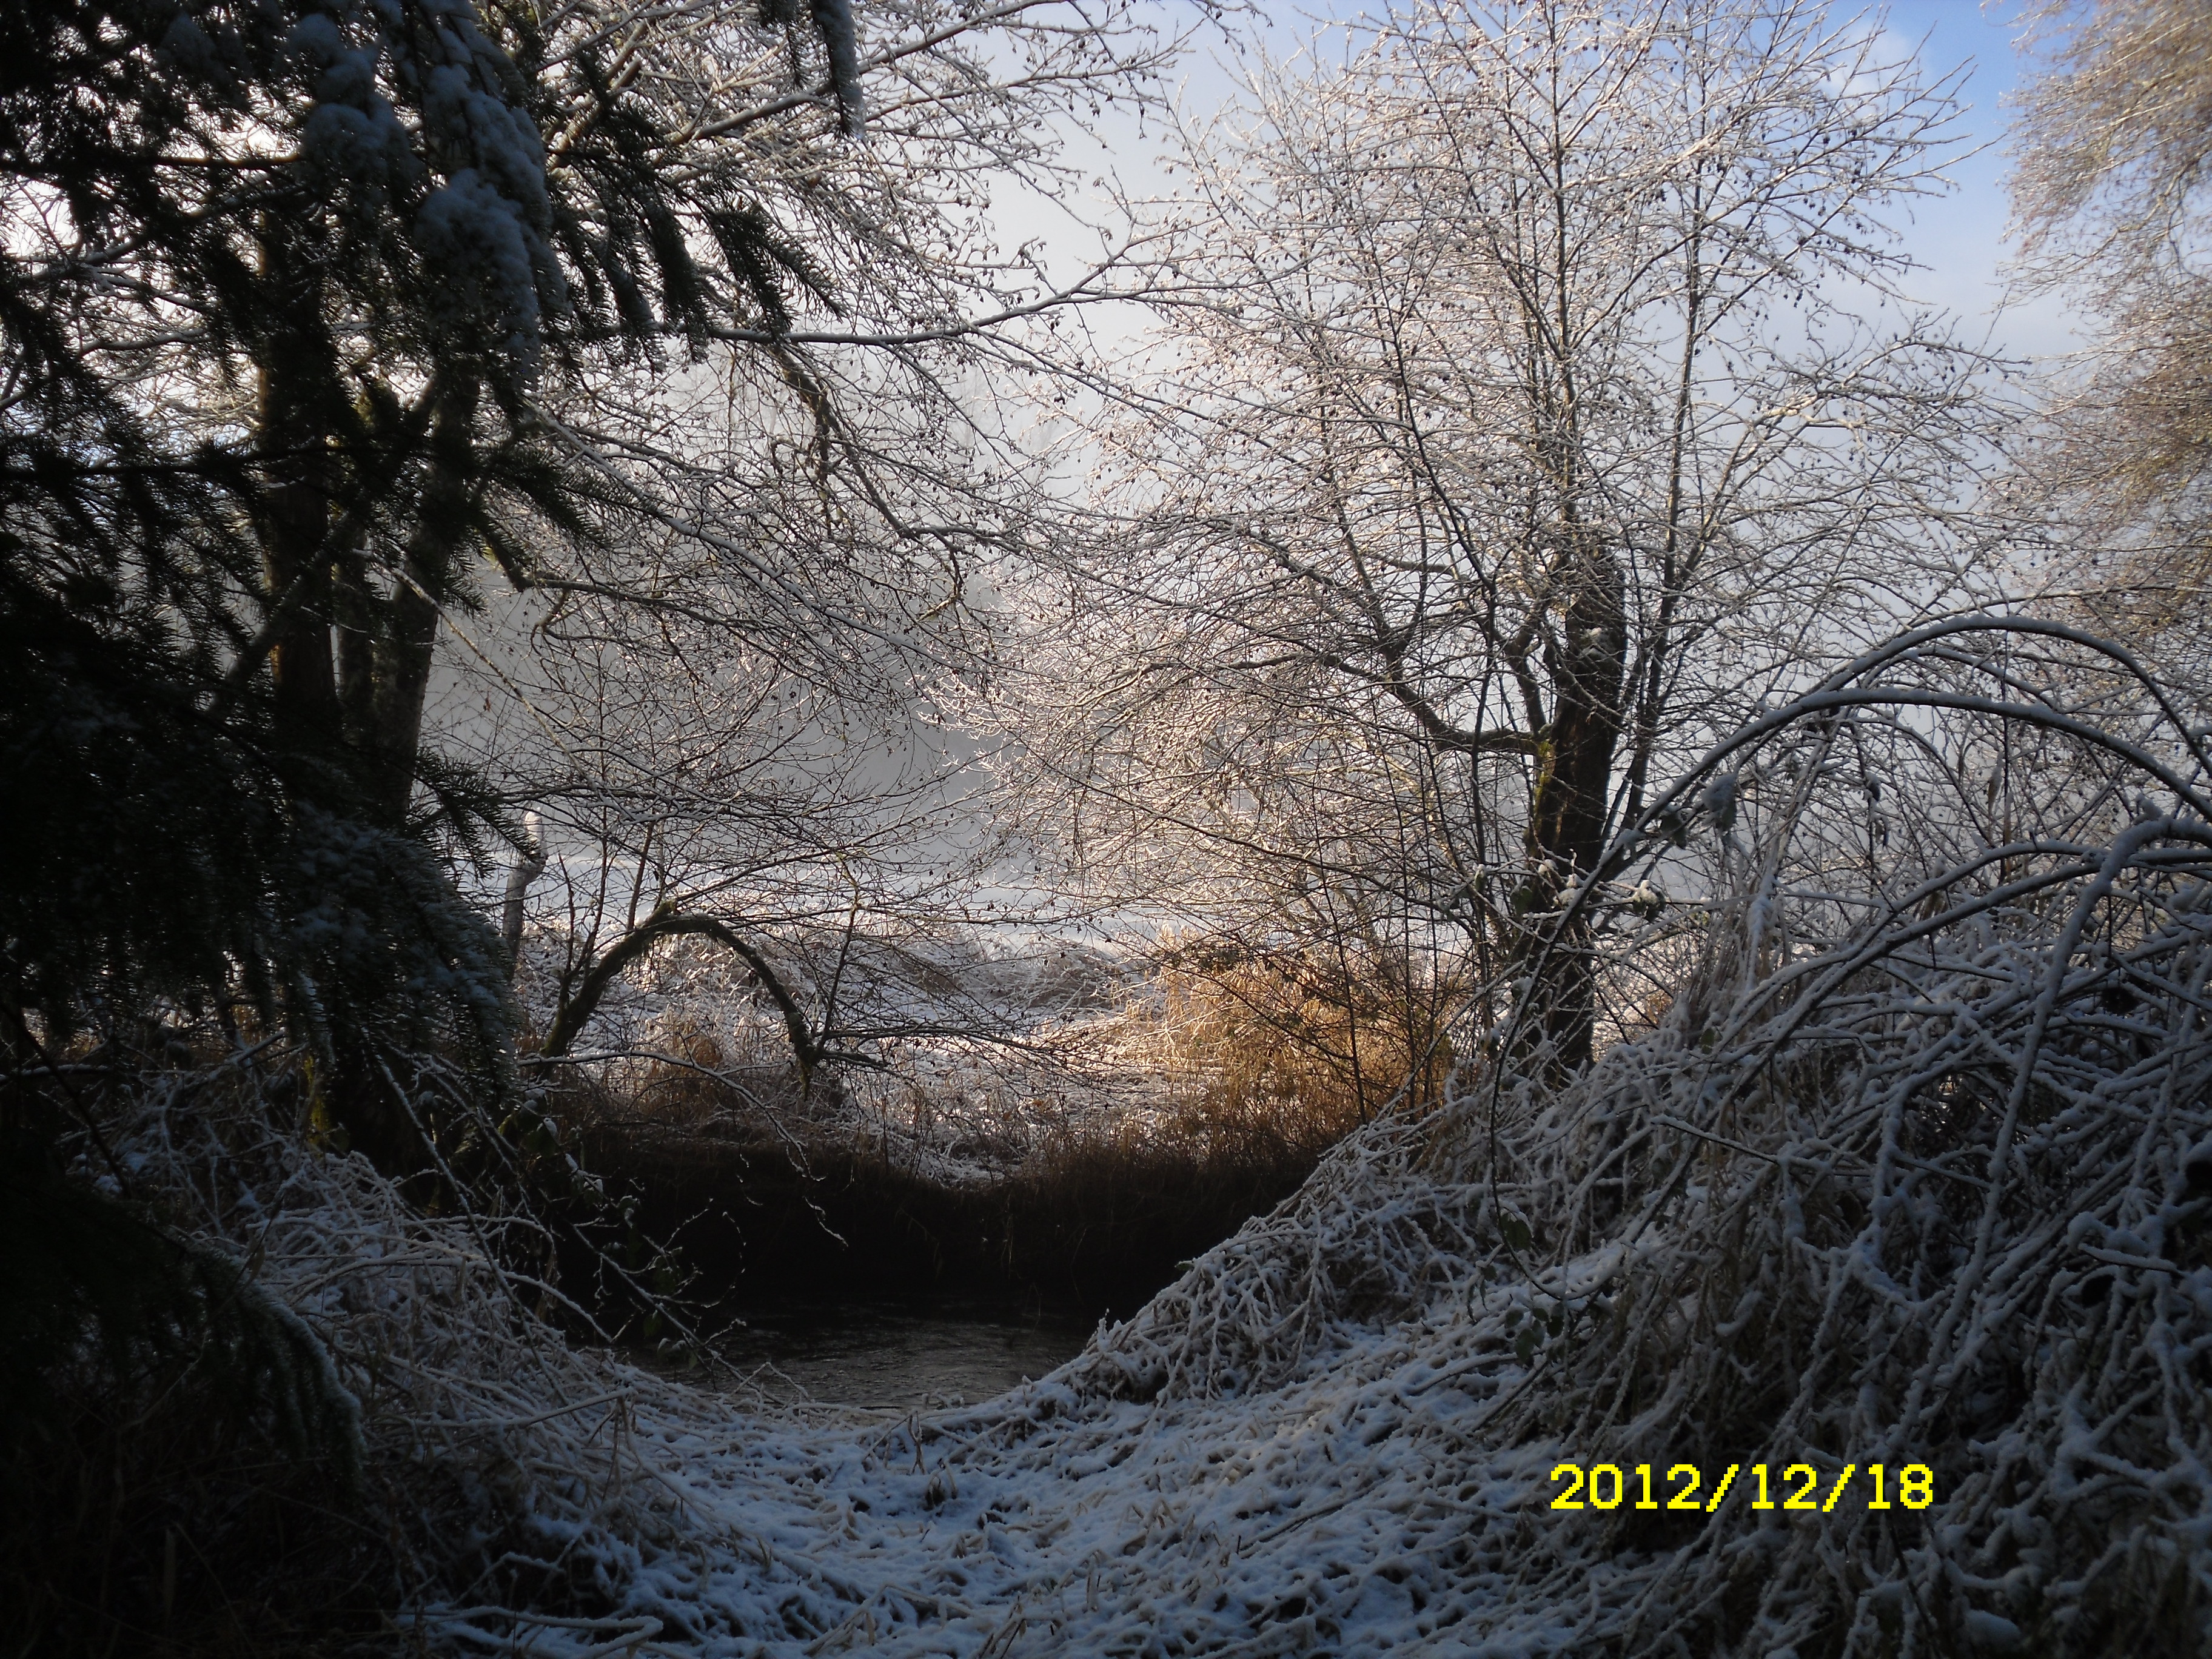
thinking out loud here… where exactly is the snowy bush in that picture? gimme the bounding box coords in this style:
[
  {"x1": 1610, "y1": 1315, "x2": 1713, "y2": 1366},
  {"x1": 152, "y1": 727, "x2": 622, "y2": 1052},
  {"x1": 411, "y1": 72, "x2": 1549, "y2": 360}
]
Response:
[{"x1": 76, "y1": 618, "x2": 2211, "y2": 1655}]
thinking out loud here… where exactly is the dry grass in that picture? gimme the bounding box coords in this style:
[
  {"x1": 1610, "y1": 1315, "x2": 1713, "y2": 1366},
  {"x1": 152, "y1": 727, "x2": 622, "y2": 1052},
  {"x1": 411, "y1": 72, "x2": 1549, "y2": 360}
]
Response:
[
  {"x1": 517, "y1": 942, "x2": 1420, "y2": 1313},
  {"x1": 1135, "y1": 939, "x2": 1462, "y2": 1137},
  {"x1": 554, "y1": 1094, "x2": 1336, "y2": 1315}
]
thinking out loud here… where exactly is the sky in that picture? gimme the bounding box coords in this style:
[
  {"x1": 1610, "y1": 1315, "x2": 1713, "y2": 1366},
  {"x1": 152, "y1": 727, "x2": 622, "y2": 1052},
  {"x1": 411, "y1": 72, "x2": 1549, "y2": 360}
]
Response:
[
  {"x1": 1869, "y1": 0, "x2": 2074, "y2": 358},
  {"x1": 998, "y1": 0, "x2": 2079, "y2": 366}
]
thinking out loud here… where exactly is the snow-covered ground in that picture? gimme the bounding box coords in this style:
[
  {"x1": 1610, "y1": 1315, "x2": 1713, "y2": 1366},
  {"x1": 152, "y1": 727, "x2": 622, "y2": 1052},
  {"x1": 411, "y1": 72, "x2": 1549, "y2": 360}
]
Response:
[
  {"x1": 126, "y1": 934, "x2": 2212, "y2": 1658},
  {"x1": 404, "y1": 1110, "x2": 1591, "y2": 1657},
  {"x1": 462, "y1": 1331, "x2": 1556, "y2": 1656},
  {"x1": 114, "y1": 649, "x2": 2212, "y2": 1656}
]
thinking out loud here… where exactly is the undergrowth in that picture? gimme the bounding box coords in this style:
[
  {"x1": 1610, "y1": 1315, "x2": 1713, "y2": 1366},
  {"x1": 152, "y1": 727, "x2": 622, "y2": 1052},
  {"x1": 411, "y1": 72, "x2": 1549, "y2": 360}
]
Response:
[
  {"x1": 3, "y1": 1042, "x2": 729, "y2": 1659},
  {"x1": 523, "y1": 949, "x2": 1386, "y2": 1309},
  {"x1": 1068, "y1": 618, "x2": 2212, "y2": 1654},
  {"x1": 15, "y1": 618, "x2": 2212, "y2": 1657}
]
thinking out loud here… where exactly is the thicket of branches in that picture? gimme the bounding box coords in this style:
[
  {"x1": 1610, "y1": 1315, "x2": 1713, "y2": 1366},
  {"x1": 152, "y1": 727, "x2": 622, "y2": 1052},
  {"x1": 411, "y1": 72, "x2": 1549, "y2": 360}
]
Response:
[
  {"x1": 1006, "y1": 0, "x2": 2013, "y2": 1082},
  {"x1": 1, "y1": 0, "x2": 1179, "y2": 1646},
  {"x1": 1067, "y1": 618, "x2": 2212, "y2": 1654},
  {"x1": 10, "y1": 0, "x2": 2212, "y2": 1652},
  {"x1": 2010, "y1": 0, "x2": 2212, "y2": 634}
]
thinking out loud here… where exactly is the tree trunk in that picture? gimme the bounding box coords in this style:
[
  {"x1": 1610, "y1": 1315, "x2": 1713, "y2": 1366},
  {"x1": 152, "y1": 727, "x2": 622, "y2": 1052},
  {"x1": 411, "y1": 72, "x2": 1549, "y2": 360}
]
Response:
[
  {"x1": 253, "y1": 280, "x2": 475, "y2": 1170},
  {"x1": 503, "y1": 813, "x2": 546, "y2": 967},
  {"x1": 331, "y1": 508, "x2": 381, "y2": 746},
  {"x1": 366, "y1": 383, "x2": 478, "y2": 827},
  {"x1": 257, "y1": 392, "x2": 338, "y2": 745},
  {"x1": 364, "y1": 568, "x2": 440, "y2": 827},
  {"x1": 1523, "y1": 546, "x2": 1627, "y2": 1073},
  {"x1": 253, "y1": 224, "x2": 345, "y2": 747}
]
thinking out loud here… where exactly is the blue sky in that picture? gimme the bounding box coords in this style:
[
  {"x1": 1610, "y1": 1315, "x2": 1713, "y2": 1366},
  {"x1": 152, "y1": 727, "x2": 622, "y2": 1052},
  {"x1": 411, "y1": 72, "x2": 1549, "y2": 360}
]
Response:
[
  {"x1": 1871, "y1": 1, "x2": 2073, "y2": 356},
  {"x1": 1007, "y1": 2, "x2": 2077, "y2": 364}
]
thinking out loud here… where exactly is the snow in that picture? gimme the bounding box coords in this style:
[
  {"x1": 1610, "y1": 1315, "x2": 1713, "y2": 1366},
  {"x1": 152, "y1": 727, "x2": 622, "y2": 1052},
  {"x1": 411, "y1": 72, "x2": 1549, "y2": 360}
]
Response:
[
  {"x1": 417, "y1": 168, "x2": 546, "y2": 369},
  {"x1": 122, "y1": 913, "x2": 2212, "y2": 1658},
  {"x1": 104, "y1": 630, "x2": 2212, "y2": 1655},
  {"x1": 417, "y1": 1307, "x2": 1568, "y2": 1656}
]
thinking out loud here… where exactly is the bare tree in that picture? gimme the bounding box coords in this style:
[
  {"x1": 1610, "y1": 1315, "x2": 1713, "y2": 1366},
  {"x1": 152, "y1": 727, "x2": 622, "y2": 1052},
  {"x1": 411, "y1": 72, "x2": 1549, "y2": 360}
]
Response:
[
  {"x1": 2009, "y1": 0, "x2": 2212, "y2": 632},
  {"x1": 383, "y1": 0, "x2": 1194, "y2": 1076},
  {"x1": 1012, "y1": 0, "x2": 2009, "y2": 1071}
]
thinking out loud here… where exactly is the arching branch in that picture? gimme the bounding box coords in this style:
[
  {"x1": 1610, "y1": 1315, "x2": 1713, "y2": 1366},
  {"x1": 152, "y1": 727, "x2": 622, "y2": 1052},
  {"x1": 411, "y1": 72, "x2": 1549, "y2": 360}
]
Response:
[{"x1": 539, "y1": 901, "x2": 819, "y2": 1085}]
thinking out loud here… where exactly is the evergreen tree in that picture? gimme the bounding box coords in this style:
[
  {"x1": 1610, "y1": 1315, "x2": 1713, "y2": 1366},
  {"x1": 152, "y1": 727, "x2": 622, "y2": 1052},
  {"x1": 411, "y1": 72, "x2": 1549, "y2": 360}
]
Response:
[
  {"x1": 1, "y1": 0, "x2": 860, "y2": 1145},
  {"x1": 2, "y1": 0, "x2": 874, "y2": 1595}
]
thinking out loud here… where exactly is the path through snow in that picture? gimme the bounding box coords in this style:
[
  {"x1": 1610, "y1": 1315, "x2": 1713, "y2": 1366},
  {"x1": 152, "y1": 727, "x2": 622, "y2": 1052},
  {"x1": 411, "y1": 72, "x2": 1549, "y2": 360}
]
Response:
[{"x1": 427, "y1": 1302, "x2": 1567, "y2": 1657}]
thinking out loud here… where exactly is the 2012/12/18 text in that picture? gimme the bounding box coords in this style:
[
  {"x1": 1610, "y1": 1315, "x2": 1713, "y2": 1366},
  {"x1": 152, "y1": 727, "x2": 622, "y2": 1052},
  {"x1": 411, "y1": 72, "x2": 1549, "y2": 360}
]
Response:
[{"x1": 1548, "y1": 1462, "x2": 1934, "y2": 1513}]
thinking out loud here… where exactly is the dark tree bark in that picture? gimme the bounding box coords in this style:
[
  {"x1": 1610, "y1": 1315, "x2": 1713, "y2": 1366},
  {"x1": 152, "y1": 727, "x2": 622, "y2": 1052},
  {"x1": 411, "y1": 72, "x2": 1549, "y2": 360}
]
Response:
[
  {"x1": 256, "y1": 340, "x2": 340, "y2": 747},
  {"x1": 364, "y1": 384, "x2": 480, "y2": 828},
  {"x1": 1522, "y1": 546, "x2": 1628, "y2": 1072}
]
